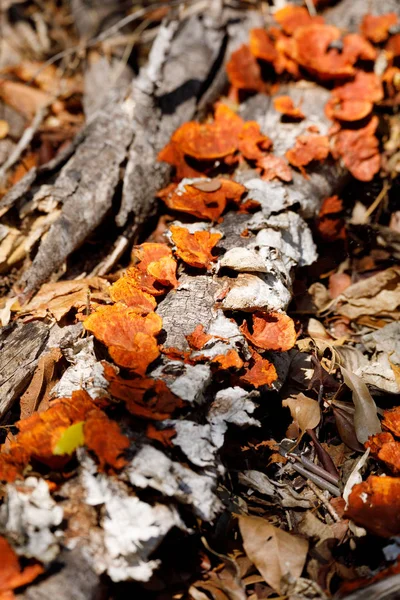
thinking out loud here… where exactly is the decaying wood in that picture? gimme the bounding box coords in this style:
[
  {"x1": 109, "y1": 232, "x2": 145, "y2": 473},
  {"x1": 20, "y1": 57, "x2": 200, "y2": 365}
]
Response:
[
  {"x1": 333, "y1": 574, "x2": 400, "y2": 600},
  {"x1": 0, "y1": 322, "x2": 82, "y2": 417},
  {"x1": 17, "y1": 549, "x2": 100, "y2": 600},
  {"x1": 9, "y1": 10, "x2": 260, "y2": 297},
  {"x1": 0, "y1": 7, "x2": 262, "y2": 409},
  {"x1": 157, "y1": 81, "x2": 343, "y2": 356},
  {"x1": 0, "y1": 321, "x2": 49, "y2": 417},
  {"x1": 20, "y1": 86, "x2": 134, "y2": 294},
  {"x1": 25, "y1": 38, "x2": 354, "y2": 592}
]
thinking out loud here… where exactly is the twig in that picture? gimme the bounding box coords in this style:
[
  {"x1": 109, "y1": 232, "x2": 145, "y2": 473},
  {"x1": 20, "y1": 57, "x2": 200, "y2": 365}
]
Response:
[
  {"x1": 90, "y1": 235, "x2": 130, "y2": 277},
  {"x1": 0, "y1": 106, "x2": 48, "y2": 184},
  {"x1": 292, "y1": 463, "x2": 341, "y2": 496},
  {"x1": 305, "y1": 0, "x2": 317, "y2": 16},
  {"x1": 30, "y1": 0, "x2": 199, "y2": 79},
  {"x1": 362, "y1": 181, "x2": 390, "y2": 222},
  {"x1": 289, "y1": 453, "x2": 339, "y2": 485},
  {"x1": 285, "y1": 510, "x2": 293, "y2": 531},
  {"x1": 307, "y1": 479, "x2": 342, "y2": 522}
]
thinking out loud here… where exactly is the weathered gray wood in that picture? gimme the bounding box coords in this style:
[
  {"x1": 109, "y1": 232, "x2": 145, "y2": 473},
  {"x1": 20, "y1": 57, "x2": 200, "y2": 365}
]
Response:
[
  {"x1": 158, "y1": 274, "x2": 223, "y2": 350},
  {"x1": 2, "y1": 3, "x2": 397, "y2": 598},
  {"x1": 0, "y1": 321, "x2": 49, "y2": 417},
  {"x1": 16, "y1": 13, "x2": 247, "y2": 296},
  {"x1": 156, "y1": 82, "x2": 345, "y2": 353},
  {"x1": 17, "y1": 550, "x2": 101, "y2": 600},
  {"x1": 116, "y1": 16, "x2": 226, "y2": 228},
  {"x1": 19, "y1": 85, "x2": 134, "y2": 295},
  {"x1": 0, "y1": 322, "x2": 82, "y2": 417},
  {"x1": 336, "y1": 574, "x2": 400, "y2": 600},
  {"x1": 325, "y1": 0, "x2": 400, "y2": 30}
]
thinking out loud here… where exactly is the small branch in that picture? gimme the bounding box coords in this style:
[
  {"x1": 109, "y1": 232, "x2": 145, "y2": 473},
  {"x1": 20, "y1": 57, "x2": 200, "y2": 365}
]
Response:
[
  {"x1": 307, "y1": 479, "x2": 342, "y2": 522},
  {"x1": 0, "y1": 106, "x2": 47, "y2": 184}
]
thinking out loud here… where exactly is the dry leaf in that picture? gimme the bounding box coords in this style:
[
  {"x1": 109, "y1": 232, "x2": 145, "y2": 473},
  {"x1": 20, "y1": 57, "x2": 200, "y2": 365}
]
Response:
[
  {"x1": 20, "y1": 348, "x2": 62, "y2": 419},
  {"x1": 21, "y1": 278, "x2": 109, "y2": 321},
  {"x1": 283, "y1": 393, "x2": 321, "y2": 434},
  {"x1": 239, "y1": 515, "x2": 308, "y2": 593},
  {"x1": 0, "y1": 120, "x2": 9, "y2": 139},
  {"x1": 0, "y1": 79, "x2": 51, "y2": 118},
  {"x1": 332, "y1": 267, "x2": 400, "y2": 319},
  {"x1": 341, "y1": 367, "x2": 381, "y2": 444}
]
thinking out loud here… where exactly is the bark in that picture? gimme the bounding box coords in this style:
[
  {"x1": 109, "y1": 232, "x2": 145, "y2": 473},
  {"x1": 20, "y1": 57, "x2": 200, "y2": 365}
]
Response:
[
  {"x1": 1, "y1": 9, "x2": 261, "y2": 298},
  {"x1": 0, "y1": 322, "x2": 82, "y2": 417},
  {"x1": 0, "y1": 7, "x2": 262, "y2": 411},
  {"x1": 333, "y1": 574, "x2": 400, "y2": 600},
  {"x1": 157, "y1": 81, "x2": 343, "y2": 355},
  {"x1": 17, "y1": 550, "x2": 101, "y2": 600}
]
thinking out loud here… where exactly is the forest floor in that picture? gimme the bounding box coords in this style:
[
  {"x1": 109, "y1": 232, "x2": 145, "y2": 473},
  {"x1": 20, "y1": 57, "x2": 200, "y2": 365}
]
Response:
[{"x1": 0, "y1": 1, "x2": 399, "y2": 599}]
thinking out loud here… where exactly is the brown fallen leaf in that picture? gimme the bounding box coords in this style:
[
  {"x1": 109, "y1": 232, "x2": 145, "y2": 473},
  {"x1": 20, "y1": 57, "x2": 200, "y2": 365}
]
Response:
[
  {"x1": 341, "y1": 367, "x2": 381, "y2": 444},
  {"x1": 283, "y1": 393, "x2": 321, "y2": 435},
  {"x1": 0, "y1": 120, "x2": 9, "y2": 139},
  {"x1": 19, "y1": 348, "x2": 63, "y2": 419},
  {"x1": 0, "y1": 79, "x2": 52, "y2": 118},
  {"x1": 331, "y1": 266, "x2": 400, "y2": 319},
  {"x1": 238, "y1": 515, "x2": 308, "y2": 594},
  {"x1": 20, "y1": 278, "x2": 109, "y2": 321}
]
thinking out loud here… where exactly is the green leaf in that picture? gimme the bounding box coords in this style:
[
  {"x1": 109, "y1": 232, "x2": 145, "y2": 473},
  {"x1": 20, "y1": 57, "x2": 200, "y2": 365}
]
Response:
[{"x1": 53, "y1": 421, "x2": 85, "y2": 455}]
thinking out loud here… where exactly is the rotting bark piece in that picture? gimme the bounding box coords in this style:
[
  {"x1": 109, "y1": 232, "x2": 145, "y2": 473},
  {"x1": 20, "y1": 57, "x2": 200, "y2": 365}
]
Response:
[
  {"x1": 0, "y1": 321, "x2": 81, "y2": 418},
  {"x1": 1, "y1": 4, "x2": 392, "y2": 596},
  {"x1": 0, "y1": 321, "x2": 49, "y2": 416},
  {"x1": 157, "y1": 274, "x2": 223, "y2": 351},
  {"x1": 127, "y1": 445, "x2": 221, "y2": 521},
  {"x1": 17, "y1": 548, "x2": 100, "y2": 600},
  {"x1": 239, "y1": 85, "x2": 346, "y2": 219},
  {"x1": 151, "y1": 358, "x2": 211, "y2": 404}
]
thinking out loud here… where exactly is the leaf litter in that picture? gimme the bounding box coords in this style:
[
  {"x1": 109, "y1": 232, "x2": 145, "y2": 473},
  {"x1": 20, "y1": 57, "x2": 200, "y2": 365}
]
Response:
[{"x1": 0, "y1": 1, "x2": 399, "y2": 599}]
